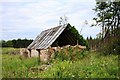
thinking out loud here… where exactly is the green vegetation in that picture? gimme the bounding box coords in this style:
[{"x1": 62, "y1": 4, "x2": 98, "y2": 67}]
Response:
[
  {"x1": 54, "y1": 47, "x2": 87, "y2": 61},
  {"x1": 2, "y1": 48, "x2": 119, "y2": 78},
  {"x1": 39, "y1": 53, "x2": 118, "y2": 78},
  {"x1": 89, "y1": 1, "x2": 120, "y2": 55},
  {"x1": 0, "y1": 39, "x2": 33, "y2": 48},
  {"x1": 2, "y1": 47, "x2": 19, "y2": 54},
  {"x1": 2, "y1": 1, "x2": 119, "y2": 78},
  {"x1": 2, "y1": 52, "x2": 38, "y2": 78},
  {"x1": 67, "y1": 23, "x2": 88, "y2": 47}
]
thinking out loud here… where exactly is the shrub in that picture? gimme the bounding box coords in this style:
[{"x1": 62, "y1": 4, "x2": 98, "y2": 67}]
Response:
[
  {"x1": 100, "y1": 37, "x2": 120, "y2": 55},
  {"x1": 2, "y1": 48, "x2": 119, "y2": 78},
  {"x1": 54, "y1": 47, "x2": 88, "y2": 61},
  {"x1": 39, "y1": 52, "x2": 119, "y2": 78}
]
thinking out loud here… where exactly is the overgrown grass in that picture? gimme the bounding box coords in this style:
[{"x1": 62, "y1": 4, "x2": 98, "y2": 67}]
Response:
[
  {"x1": 2, "y1": 54, "x2": 39, "y2": 78},
  {"x1": 2, "y1": 47, "x2": 19, "y2": 54},
  {"x1": 2, "y1": 48, "x2": 119, "y2": 78},
  {"x1": 39, "y1": 52, "x2": 119, "y2": 78},
  {"x1": 2, "y1": 47, "x2": 39, "y2": 78}
]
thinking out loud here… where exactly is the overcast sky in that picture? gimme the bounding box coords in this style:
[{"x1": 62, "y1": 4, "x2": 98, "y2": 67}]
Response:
[{"x1": 0, "y1": 0, "x2": 101, "y2": 40}]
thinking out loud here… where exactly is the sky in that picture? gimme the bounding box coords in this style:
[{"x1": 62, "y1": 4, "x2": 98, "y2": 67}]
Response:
[{"x1": 0, "y1": 0, "x2": 101, "y2": 40}]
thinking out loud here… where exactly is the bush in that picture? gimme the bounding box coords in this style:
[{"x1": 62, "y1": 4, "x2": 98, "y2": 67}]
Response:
[
  {"x1": 100, "y1": 37, "x2": 120, "y2": 55},
  {"x1": 54, "y1": 47, "x2": 88, "y2": 61},
  {"x1": 2, "y1": 48, "x2": 119, "y2": 78},
  {"x1": 39, "y1": 52, "x2": 119, "y2": 78}
]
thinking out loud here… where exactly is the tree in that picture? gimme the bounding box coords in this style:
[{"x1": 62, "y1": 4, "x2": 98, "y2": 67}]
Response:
[
  {"x1": 11, "y1": 39, "x2": 33, "y2": 48},
  {"x1": 6, "y1": 40, "x2": 13, "y2": 47},
  {"x1": 0, "y1": 40, "x2": 6, "y2": 47},
  {"x1": 93, "y1": 1, "x2": 120, "y2": 38},
  {"x1": 92, "y1": 1, "x2": 120, "y2": 54},
  {"x1": 67, "y1": 23, "x2": 88, "y2": 47}
]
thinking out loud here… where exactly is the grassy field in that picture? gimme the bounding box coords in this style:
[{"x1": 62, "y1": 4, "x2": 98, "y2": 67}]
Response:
[{"x1": 2, "y1": 47, "x2": 119, "y2": 78}]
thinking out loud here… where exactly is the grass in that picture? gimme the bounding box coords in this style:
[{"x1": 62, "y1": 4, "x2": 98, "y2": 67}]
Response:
[
  {"x1": 2, "y1": 47, "x2": 19, "y2": 54},
  {"x1": 39, "y1": 52, "x2": 119, "y2": 78},
  {"x1": 1, "y1": 47, "x2": 119, "y2": 78},
  {"x1": 2, "y1": 54, "x2": 38, "y2": 78},
  {"x1": 2, "y1": 48, "x2": 39, "y2": 78}
]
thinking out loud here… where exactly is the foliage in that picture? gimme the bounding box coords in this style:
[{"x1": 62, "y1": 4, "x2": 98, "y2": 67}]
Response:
[
  {"x1": 54, "y1": 47, "x2": 88, "y2": 61},
  {"x1": 2, "y1": 48, "x2": 119, "y2": 78},
  {"x1": 93, "y1": 1, "x2": 120, "y2": 30},
  {"x1": 6, "y1": 40, "x2": 13, "y2": 47},
  {"x1": 39, "y1": 52, "x2": 119, "y2": 78},
  {"x1": 0, "y1": 40, "x2": 6, "y2": 47},
  {"x1": 67, "y1": 23, "x2": 88, "y2": 48},
  {"x1": 0, "y1": 39, "x2": 33, "y2": 48},
  {"x1": 99, "y1": 36, "x2": 120, "y2": 55},
  {"x1": 87, "y1": 27, "x2": 120, "y2": 55},
  {"x1": 90, "y1": 1, "x2": 120, "y2": 54},
  {"x1": 2, "y1": 47, "x2": 20, "y2": 54},
  {"x1": 12, "y1": 38, "x2": 33, "y2": 48},
  {"x1": 2, "y1": 54, "x2": 38, "y2": 78}
]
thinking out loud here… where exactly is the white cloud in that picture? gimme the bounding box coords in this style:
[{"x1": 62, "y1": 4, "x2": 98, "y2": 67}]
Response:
[
  {"x1": 1, "y1": 0, "x2": 99, "y2": 40},
  {"x1": 0, "y1": 0, "x2": 33, "y2": 2}
]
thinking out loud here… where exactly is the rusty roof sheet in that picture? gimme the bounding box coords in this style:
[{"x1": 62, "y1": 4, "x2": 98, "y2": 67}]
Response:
[{"x1": 27, "y1": 24, "x2": 67, "y2": 49}]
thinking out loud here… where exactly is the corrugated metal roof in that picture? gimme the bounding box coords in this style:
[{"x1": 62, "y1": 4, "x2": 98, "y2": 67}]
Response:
[{"x1": 27, "y1": 24, "x2": 67, "y2": 49}]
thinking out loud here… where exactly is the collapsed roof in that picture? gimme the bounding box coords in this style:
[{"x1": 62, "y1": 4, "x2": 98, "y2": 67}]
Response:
[{"x1": 27, "y1": 24, "x2": 80, "y2": 49}]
